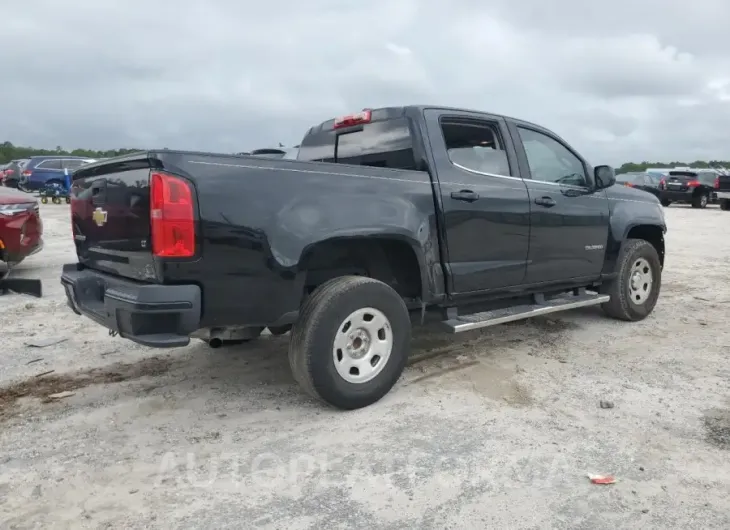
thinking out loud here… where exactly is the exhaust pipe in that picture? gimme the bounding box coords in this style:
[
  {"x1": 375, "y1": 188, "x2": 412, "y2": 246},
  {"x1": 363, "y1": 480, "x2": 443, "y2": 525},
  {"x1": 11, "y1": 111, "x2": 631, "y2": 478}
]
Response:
[{"x1": 208, "y1": 337, "x2": 223, "y2": 349}]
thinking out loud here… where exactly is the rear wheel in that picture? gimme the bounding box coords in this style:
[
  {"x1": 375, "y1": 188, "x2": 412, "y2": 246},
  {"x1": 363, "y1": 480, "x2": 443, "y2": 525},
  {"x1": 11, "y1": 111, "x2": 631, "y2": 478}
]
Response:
[
  {"x1": 40, "y1": 197, "x2": 48, "y2": 204},
  {"x1": 599, "y1": 239, "x2": 661, "y2": 321},
  {"x1": 660, "y1": 199, "x2": 671, "y2": 207},
  {"x1": 692, "y1": 193, "x2": 709, "y2": 208},
  {"x1": 289, "y1": 276, "x2": 411, "y2": 410},
  {"x1": 721, "y1": 199, "x2": 730, "y2": 211}
]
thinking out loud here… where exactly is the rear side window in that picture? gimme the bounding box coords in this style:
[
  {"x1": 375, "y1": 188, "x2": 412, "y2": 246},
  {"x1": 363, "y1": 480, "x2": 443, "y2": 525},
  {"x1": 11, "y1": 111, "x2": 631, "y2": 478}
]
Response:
[
  {"x1": 440, "y1": 118, "x2": 511, "y2": 177},
  {"x1": 35, "y1": 159, "x2": 62, "y2": 170},
  {"x1": 696, "y1": 171, "x2": 716, "y2": 185},
  {"x1": 298, "y1": 117, "x2": 419, "y2": 170},
  {"x1": 62, "y1": 159, "x2": 87, "y2": 170}
]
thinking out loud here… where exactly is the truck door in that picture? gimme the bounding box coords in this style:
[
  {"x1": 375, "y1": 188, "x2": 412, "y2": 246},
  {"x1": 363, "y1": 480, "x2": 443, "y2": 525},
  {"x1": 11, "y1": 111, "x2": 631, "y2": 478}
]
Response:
[
  {"x1": 507, "y1": 121, "x2": 610, "y2": 284},
  {"x1": 422, "y1": 109, "x2": 530, "y2": 295}
]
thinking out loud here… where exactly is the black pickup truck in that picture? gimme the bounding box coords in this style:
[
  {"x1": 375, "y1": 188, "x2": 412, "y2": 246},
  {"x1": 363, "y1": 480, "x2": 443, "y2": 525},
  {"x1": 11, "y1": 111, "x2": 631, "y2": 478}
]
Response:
[
  {"x1": 715, "y1": 173, "x2": 730, "y2": 210},
  {"x1": 61, "y1": 105, "x2": 666, "y2": 409}
]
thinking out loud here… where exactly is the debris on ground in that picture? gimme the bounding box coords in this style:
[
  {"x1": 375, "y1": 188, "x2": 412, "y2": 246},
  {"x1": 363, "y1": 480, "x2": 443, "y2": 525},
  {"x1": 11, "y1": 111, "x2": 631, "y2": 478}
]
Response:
[
  {"x1": 26, "y1": 358, "x2": 44, "y2": 365},
  {"x1": 588, "y1": 474, "x2": 616, "y2": 485},
  {"x1": 599, "y1": 400, "x2": 615, "y2": 409},
  {"x1": 25, "y1": 337, "x2": 68, "y2": 348},
  {"x1": 47, "y1": 391, "x2": 75, "y2": 400}
]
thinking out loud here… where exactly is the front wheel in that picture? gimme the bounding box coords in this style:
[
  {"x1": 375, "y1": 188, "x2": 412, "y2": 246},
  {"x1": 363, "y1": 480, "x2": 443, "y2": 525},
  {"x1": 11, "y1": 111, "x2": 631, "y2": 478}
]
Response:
[
  {"x1": 288, "y1": 276, "x2": 411, "y2": 410},
  {"x1": 660, "y1": 199, "x2": 671, "y2": 207},
  {"x1": 599, "y1": 239, "x2": 661, "y2": 321}
]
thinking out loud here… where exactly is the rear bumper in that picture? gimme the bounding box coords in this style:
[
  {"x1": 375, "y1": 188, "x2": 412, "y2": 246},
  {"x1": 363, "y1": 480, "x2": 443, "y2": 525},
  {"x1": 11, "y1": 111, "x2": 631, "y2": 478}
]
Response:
[
  {"x1": 61, "y1": 263, "x2": 201, "y2": 348},
  {"x1": 660, "y1": 190, "x2": 693, "y2": 202},
  {"x1": 716, "y1": 191, "x2": 730, "y2": 200}
]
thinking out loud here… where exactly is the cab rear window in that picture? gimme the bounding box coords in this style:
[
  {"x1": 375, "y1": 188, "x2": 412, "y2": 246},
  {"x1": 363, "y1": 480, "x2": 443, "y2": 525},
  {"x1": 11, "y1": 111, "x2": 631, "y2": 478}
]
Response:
[{"x1": 298, "y1": 116, "x2": 420, "y2": 170}]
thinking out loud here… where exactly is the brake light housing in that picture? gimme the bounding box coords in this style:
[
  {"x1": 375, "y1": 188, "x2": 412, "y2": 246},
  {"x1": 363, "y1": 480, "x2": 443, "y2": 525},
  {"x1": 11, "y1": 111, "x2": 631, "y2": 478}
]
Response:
[
  {"x1": 687, "y1": 180, "x2": 701, "y2": 187},
  {"x1": 22, "y1": 170, "x2": 31, "y2": 177},
  {"x1": 150, "y1": 171, "x2": 196, "y2": 258},
  {"x1": 333, "y1": 110, "x2": 372, "y2": 129},
  {"x1": 624, "y1": 182, "x2": 634, "y2": 187},
  {"x1": 715, "y1": 177, "x2": 720, "y2": 189}
]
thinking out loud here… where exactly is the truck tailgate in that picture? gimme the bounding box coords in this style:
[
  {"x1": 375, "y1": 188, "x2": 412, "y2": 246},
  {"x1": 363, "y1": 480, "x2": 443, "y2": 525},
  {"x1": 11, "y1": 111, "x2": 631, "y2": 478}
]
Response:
[{"x1": 71, "y1": 156, "x2": 157, "y2": 281}]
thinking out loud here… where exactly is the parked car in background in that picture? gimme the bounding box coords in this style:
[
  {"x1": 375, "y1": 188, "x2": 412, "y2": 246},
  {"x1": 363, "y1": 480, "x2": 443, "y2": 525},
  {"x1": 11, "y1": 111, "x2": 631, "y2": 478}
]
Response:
[
  {"x1": 659, "y1": 169, "x2": 717, "y2": 208},
  {"x1": 0, "y1": 187, "x2": 43, "y2": 279},
  {"x1": 715, "y1": 173, "x2": 730, "y2": 211},
  {"x1": 249, "y1": 147, "x2": 299, "y2": 159},
  {"x1": 1, "y1": 159, "x2": 31, "y2": 188},
  {"x1": 18, "y1": 156, "x2": 96, "y2": 191},
  {"x1": 616, "y1": 171, "x2": 661, "y2": 198}
]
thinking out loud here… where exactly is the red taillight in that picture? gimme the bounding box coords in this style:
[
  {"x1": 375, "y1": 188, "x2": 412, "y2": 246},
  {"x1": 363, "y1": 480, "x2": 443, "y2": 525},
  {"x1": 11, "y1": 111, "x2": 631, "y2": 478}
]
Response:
[
  {"x1": 22, "y1": 170, "x2": 31, "y2": 177},
  {"x1": 150, "y1": 171, "x2": 195, "y2": 258},
  {"x1": 659, "y1": 178, "x2": 666, "y2": 189},
  {"x1": 333, "y1": 110, "x2": 372, "y2": 129},
  {"x1": 715, "y1": 177, "x2": 720, "y2": 189},
  {"x1": 687, "y1": 180, "x2": 701, "y2": 187},
  {"x1": 624, "y1": 182, "x2": 634, "y2": 187}
]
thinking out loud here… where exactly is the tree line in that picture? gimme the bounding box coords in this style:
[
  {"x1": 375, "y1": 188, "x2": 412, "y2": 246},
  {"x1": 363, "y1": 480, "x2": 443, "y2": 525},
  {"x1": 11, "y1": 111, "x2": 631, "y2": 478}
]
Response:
[
  {"x1": 2, "y1": 141, "x2": 729, "y2": 173},
  {"x1": 0, "y1": 141, "x2": 140, "y2": 164}
]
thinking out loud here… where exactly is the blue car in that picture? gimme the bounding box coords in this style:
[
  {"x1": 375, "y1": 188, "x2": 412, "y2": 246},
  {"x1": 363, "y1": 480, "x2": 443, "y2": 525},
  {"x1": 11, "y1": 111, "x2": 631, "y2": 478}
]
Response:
[{"x1": 19, "y1": 156, "x2": 96, "y2": 191}]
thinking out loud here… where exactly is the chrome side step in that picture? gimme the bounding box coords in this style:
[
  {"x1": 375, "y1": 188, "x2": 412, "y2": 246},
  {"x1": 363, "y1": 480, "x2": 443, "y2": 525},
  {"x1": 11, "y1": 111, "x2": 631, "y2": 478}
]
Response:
[{"x1": 442, "y1": 291, "x2": 610, "y2": 333}]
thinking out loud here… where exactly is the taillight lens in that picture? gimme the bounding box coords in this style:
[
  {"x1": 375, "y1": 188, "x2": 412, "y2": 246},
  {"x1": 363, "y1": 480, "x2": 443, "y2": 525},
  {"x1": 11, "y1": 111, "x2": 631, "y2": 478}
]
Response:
[
  {"x1": 659, "y1": 178, "x2": 665, "y2": 189},
  {"x1": 624, "y1": 182, "x2": 634, "y2": 187},
  {"x1": 150, "y1": 172, "x2": 195, "y2": 258},
  {"x1": 715, "y1": 177, "x2": 720, "y2": 189},
  {"x1": 22, "y1": 170, "x2": 31, "y2": 178},
  {"x1": 687, "y1": 180, "x2": 701, "y2": 187}
]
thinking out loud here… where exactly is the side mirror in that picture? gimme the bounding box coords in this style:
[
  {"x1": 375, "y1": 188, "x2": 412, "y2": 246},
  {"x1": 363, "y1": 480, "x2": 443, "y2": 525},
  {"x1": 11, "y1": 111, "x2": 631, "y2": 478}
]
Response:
[{"x1": 594, "y1": 165, "x2": 616, "y2": 190}]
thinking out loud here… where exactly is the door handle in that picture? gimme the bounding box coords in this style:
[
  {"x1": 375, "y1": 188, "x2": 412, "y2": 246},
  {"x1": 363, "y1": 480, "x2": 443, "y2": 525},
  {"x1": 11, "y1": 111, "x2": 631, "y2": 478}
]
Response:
[
  {"x1": 534, "y1": 196, "x2": 556, "y2": 207},
  {"x1": 451, "y1": 190, "x2": 480, "y2": 202}
]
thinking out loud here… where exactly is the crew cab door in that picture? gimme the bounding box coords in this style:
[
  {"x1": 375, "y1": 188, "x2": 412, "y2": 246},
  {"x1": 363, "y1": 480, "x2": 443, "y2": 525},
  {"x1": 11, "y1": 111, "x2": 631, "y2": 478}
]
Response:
[
  {"x1": 423, "y1": 109, "x2": 530, "y2": 294},
  {"x1": 507, "y1": 120, "x2": 609, "y2": 284}
]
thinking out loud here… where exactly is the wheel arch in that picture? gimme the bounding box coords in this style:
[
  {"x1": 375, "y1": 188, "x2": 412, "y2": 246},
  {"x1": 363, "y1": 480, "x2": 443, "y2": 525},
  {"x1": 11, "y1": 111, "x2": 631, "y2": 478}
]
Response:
[{"x1": 298, "y1": 234, "x2": 432, "y2": 303}]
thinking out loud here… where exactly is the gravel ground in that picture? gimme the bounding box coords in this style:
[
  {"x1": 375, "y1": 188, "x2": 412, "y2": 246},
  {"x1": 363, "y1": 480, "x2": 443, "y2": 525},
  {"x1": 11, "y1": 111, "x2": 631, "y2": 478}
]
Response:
[{"x1": 1, "y1": 202, "x2": 729, "y2": 529}]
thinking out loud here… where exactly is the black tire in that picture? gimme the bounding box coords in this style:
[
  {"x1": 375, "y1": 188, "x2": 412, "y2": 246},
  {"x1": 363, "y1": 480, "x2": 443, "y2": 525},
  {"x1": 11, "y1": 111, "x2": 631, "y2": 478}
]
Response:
[
  {"x1": 660, "y1": 199, "x2": 671, "y2": 207},
  {"x1": 599, "y1": 239, "x2": 661, "y2": 321},
  {"x1": 288, "y1": 276, "x2": 411, "y2": 410},
  {"x1": 40, "y1": 197, "x2": 48, "y2": 204},
  {"x1": 721, "y1": 199, "x2": 730, "y2": 211},
  {"x1": 692, "y1": 193, "x2": 709, "y2": 208},
  {"x1": 65, "y1": 197, "x2": 71, "y2": 204},
  {"x1": 268, "y1": 325, "x2": 292, "y2": 336}
]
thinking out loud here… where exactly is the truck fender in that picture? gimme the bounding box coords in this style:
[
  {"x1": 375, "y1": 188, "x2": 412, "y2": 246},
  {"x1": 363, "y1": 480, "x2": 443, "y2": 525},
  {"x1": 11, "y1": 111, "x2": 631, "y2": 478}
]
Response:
[{"x1": 602, "y1": 199, "x2": 666, "y2": 275}]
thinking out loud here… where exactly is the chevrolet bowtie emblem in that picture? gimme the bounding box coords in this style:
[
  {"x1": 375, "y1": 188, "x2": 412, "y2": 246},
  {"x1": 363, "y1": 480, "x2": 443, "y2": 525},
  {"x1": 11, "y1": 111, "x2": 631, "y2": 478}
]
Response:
[{"x1": 92, "y1": 207, "x2": 108, "y2": 227}]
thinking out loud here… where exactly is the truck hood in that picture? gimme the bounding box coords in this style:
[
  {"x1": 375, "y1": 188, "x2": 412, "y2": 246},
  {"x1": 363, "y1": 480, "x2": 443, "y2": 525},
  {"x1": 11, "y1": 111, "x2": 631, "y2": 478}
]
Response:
[{"x1": 605, "y1": 182, "x2": 660, "y2": 204}]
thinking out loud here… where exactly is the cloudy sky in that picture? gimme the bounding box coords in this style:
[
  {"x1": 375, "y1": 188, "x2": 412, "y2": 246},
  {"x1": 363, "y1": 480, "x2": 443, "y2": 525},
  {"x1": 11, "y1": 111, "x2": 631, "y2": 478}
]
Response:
[{"x1": 2, "y1": 0, "x2": 729, "y2": 164}]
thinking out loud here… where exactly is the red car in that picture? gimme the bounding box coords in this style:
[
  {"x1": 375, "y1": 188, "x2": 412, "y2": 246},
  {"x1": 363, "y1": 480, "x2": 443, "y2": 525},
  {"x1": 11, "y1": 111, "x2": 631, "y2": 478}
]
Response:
[{"x1": 0, "y1": 188, "x2": 43, "y2": 278}]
